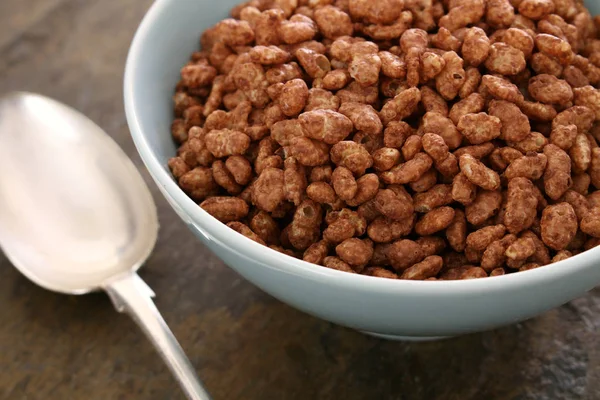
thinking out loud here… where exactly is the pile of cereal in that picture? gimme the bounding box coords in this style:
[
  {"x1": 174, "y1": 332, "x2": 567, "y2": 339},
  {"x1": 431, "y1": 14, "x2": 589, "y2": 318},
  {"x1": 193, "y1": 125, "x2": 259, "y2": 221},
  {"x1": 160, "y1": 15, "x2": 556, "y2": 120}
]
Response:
[{"x1": 168, "y1": 0, "x2": 600, "y2": 280}]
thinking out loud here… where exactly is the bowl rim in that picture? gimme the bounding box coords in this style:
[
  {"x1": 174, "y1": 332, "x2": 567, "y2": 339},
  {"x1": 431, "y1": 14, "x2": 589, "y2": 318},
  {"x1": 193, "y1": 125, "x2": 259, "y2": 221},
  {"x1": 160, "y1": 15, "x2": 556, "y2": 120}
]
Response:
[{"x1": 124, "y1": 0, "x2": 600, "y2": 296}]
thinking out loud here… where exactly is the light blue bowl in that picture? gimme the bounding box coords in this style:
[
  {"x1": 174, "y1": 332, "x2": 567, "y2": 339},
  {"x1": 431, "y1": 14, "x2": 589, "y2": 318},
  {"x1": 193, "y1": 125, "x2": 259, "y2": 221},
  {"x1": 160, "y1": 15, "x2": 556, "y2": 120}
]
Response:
[{"x1": 124, "y1": 0, "x2": 600, "y2": 339}]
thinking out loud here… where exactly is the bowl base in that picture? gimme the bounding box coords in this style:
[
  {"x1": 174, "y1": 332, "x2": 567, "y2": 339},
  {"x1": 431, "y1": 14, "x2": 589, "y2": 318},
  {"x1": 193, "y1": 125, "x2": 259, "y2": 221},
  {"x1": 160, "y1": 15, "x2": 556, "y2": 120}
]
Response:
[{"x1": 360, "y1": 331, "x2": 452, "y2": 341}]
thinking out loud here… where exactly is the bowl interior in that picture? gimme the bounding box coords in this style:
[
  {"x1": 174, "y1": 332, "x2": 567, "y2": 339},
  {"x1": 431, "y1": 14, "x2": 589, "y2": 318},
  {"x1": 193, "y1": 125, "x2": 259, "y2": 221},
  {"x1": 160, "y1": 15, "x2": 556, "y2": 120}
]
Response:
[{"x1": 125, "y1": 0, "x2": 600, "y2": 291}]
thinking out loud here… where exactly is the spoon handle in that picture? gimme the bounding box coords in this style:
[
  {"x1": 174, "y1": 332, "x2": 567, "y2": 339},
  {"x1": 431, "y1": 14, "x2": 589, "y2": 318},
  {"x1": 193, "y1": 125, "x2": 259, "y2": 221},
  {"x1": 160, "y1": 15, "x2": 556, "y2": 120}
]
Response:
[{"x1": 104, "y1": 272, "x2": 211, "y2": 400}]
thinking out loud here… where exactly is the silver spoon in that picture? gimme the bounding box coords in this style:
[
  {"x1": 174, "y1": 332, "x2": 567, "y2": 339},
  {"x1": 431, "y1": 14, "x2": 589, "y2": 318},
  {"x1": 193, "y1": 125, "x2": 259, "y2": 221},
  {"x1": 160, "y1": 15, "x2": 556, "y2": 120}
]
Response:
[{"x1": 0, "y1": 92, "x2": 211, "y2": 400}]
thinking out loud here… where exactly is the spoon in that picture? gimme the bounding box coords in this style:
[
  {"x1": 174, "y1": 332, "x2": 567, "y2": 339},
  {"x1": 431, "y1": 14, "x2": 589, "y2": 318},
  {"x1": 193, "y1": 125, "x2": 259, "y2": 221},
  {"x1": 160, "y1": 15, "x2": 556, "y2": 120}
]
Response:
[{"x1": 0, "y1": 92, "x2": 211, "y2": 400}]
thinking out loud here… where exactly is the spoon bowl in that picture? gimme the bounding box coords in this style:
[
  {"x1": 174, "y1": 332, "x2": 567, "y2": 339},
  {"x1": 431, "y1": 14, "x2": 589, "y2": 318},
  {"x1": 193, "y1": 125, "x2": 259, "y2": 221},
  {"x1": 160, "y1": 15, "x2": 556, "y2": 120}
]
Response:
[
  {"x1": 0, "y1": 92, "x2": 210, "y2": 400},
  {"x1": 0, "y1": 92, "x2": 157, "y2": 293}
]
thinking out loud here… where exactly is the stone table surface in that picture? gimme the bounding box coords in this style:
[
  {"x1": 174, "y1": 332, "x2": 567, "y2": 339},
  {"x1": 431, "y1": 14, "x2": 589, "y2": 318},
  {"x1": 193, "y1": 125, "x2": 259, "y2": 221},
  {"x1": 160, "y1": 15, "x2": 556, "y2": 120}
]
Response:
[{"x1": 1, "y1": 1, "x2": 600, "y2": 399}]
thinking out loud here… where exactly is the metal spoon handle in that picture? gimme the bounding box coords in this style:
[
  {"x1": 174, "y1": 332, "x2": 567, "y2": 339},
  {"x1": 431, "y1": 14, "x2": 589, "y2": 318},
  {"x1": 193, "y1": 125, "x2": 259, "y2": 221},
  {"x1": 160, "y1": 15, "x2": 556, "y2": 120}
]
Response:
[{"x1": 104, "y1": 272, "x2": 211, "y2": 400}]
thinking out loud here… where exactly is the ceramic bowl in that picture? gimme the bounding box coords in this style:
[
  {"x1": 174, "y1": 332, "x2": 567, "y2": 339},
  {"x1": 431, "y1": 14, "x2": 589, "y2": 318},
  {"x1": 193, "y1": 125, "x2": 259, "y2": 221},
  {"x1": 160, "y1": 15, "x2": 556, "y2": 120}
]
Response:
[{"x1": 125, "y1": 0, "x2": 600, "y2": 339}]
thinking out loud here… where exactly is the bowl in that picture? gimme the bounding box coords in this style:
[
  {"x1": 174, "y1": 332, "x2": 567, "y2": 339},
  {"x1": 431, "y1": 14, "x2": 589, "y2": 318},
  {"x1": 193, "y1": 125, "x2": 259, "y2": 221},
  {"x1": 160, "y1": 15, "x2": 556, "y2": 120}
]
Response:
[{"x1": 124, "y1": 0, "x2": 600, "y2": 340}]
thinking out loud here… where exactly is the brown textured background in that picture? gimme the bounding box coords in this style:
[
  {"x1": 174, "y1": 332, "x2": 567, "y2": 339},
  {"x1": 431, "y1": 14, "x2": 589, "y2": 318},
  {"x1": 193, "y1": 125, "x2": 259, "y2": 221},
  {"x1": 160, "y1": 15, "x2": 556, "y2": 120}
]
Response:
[{"x1": 0, "y1": 1, "x2": 599, "y2": 399}]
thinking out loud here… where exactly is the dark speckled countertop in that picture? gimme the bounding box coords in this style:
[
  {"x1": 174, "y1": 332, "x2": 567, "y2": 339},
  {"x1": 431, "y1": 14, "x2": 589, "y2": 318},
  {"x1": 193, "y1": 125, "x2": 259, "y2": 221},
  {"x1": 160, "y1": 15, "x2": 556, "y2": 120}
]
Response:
[{"x1": 1, "y1": 1, "x2": 599, "y2": 399}]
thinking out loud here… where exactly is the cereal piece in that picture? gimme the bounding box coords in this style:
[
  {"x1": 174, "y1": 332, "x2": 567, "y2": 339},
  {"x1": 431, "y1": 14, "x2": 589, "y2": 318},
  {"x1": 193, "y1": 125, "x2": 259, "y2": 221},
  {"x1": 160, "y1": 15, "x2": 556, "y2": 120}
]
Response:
[
  {"x1": 530, "y1": 52, "x2": 563, "y2": 77},
  {"x1": 374, "y1": 187, "x2": 414, "y2": 221},
  {"x1": 227, "y1": 222, "x2": 266, "y2": 245},
  {"x1": 330, "y1": 141, "x2": 373, "y2": 176},
  {"x1": 417, "y1": 236, "x2": 446, "y2": 258},
  {"x1": 413, "y1": 184, "x2": 453, "y2": 213},
  {"x1": 379, "y1": 51, "x2": 407, "y2": 80},
  {"x1": 421, "y1": 112, "x2": 463, "y2": 150},
  {"x1": 299, "y1": 109, "x2": 353, "y2": 144},
  {"x1": 550, "y1": 124, "x2": 578, "y2": 150},
  {"x1": 212, "y1": 160, "x2": 242, "y2": 194},
  {"x1": 452, "y1": 172, "x2": 477, "y2": 206},
  {"x1": 560, "y1": 190, "x2": 589, "y2": 222},
  {"x1": 371, "y1": 243, "x2": 391, "y2": 265},
  {"x1": 504, "y1": 153, "x2": 548, "y2": 180},
  {"x1": 481, "y1": 234, "x2": 517, "y2": 272},
  {"x1": 543, "y1": 144, "x2": 572, "y2": 200},
  {"x1": 571, "y1": 172, "x2": 591, "y2": 195},
  {"x1": 459, "y1": 67, "x2": 482, "y2": 98},
  {"x1": 505, "y1": 236, "x2": 536, "y2": 260},
  {"x1": 435, "y1": 51, "x2": 466, "y2": 101},
  {"x1": 303, "y1": 240, "x2": 329, "y2": 265},
  {"x1": 466, "y1": 189, "x2": 503, "y2": 226},
  {"x1": 338, "y1": 81, "x2": 379, "y2": 105},
  {"x1": 168, "y1": 157, "x2": 191, "y2": 180},
  {"x1": 381, "y1": 153, "x2": 433, "y2": 184},
  {"x1": 288, "y1": 137, "x2": 330, "y2": 166},
  {"x1": 528, "y1": 74, "x2": 573, "y2": 105},
  {"x1": 305, "y1": 88, "x2": 340, "y2": 112},
  {"x1": 265, "y1": 62, "x2": 303, "y2": 85},
  {"x1": 313, "y1": 5, "x2": 353, "y2": 39},
  {"x1": 462, "y1": 27, "x2": 491, "y2": 67},
  {"x1": 361, "y1": 11, "x2": 414, "y2": 40},
  {"x1": 296, "y1": 48, "x2": 331, "y2": 79},
  {"x1": 518, "y1": 101, "x2": 558, "y2": 123},
  {"x1": 459, "y1": 154, "x2": 501, "y2": 191},
  {"x1": 415, "y1": 207, "x2": 455, "y2": 236},
  {"x1": 535, "y1": 33, "x2": 573, "y2": 65},
  {"x1": 540, "y1": 203, "x2": 578, "y2": 250},
  {"x1": 421, "y1": 87, "x2": 449, "y2": 116},
  {"x1": 279, "y1": 14, "x2": 318, "y2": 44},
  {"x1": 382, "y1": 121, "x2": 411, "y2": 148},
  {"x1": 283, "y1": 157, "x2": 307, "y2": 206},
  {"x1": 180, "y1": 64, "x2": 218, "y2": 89},
  {"x1": 503, "y1": 177, "x2": 538, "y2": 234},
  {"x1": 466, "y1": 225, "x2": 507, "y2": 251},
  {"x1": 306, "y1": 181, "x2": 337, "y2": 204},
  {"x1": 178, "y1": 167, "x2": 218, "y2": 201},
  {"x1": 278, "y1": 79, "x2": 309, "y2": 117},
  {"x1": 422, "y1": 133, "x2": 449, "y2": 163},
  {"x1": 345, "y1": 173, "x2": 380, "y2": 206},
  {"x1": 323, "y1": 256, "x2": 356, "y2": 273},
  {"x1": 487, "y1": 100, "x2": 531, "y2": 143},
  {"x1": 484, "y1": 42, "x2": 526, "y2": 75},
  {"x1": 288, "y1": 199, "x2": 323, "y2": 250},
  {"x1": 458, "y1": 113, "x2": 502, "y2": 145},
  {"x1": 372, "y1": 148, "x2": 401, "y2": 172},
  {"x1": 388, "y1": 239, "x2": 424, "y2": 271},
  {"x1": 200, "y1": 197, "x2": 249, "y2": 223},
  {"x1": 321, "y1": 69, "x2": 351, "y2": 91},
  {"x1": 481, "y1": 75, "x2": 523, "y2": 103},
  {"x1": 573, "y1": 86, "x2": 600, "y2": 121},
  {"x1": 400, "y1": 29, "x2": 429, "y2": 53},
  {"x1": 449, "y1": 93, "x2": 485, "y2": 125},
  {"x1": 552, "y1": 250, "x2": 572, "y2": 263},
  {"x1": 379, "y1": 87, "x2": 422, "y2": 126},
  {"x1": 511, "y1": 131, "x2": 548, "y2": 153},
  {"x1": 250, "y1": 167, "x2": 286, "y2": 214},
  {"x1": 486, "y1": 0, "x2": 516, "y2": 28},
  {"x1": 249, "y1": 211, "x2": 280, "y2": 245},
  {"x1": 339, "y1": 102, "x2": 382, "y2": 135},
  {"x1": 400, "y1": 255, "x2": 444, "y2": 280},
  {"x1": 410, "y1": 169, "x2": 438, "y2": 193},
  {"x1": 570, "y1": 133, "x2": 592, "y2": 173},
  {"x1": 363, "y1": 267, "x2": 398, "y2": 279},
  {"x1": 367, "y1": 215, "x2": 415, "y2": 243},
  {"x1": 225, "y1": 155, "x2": 253, "y2": 186},
  {"x1": 329, "y1": 166, "x2": 357, "y2": 202},
  {"x1": 582, "y1": 207, "x2": 600, "y2": 238},
  {"x1": 249, "y1": 45, "x2": 291, "y2": 65},
  {"x1": 454, "y1": 143, "x2": 496, "y2": 160},
  {"x1": 446, "y1": 209, "x2": 468, "y2": 252},
  {"x1": 230, "y1": 62, "x2": 270, "y2": 108},
  {"x1": 460, "y1": 267, "x2": 488, "y2": 279},
  {"x1": 335, "y1": 238, "x2": 373, "y2": 271},
  {"x1": 324, "y1": 218, "x2": 355, "y2": 244}
]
